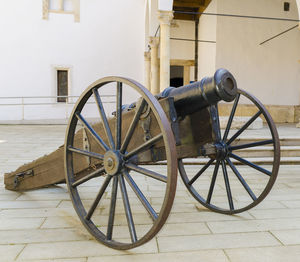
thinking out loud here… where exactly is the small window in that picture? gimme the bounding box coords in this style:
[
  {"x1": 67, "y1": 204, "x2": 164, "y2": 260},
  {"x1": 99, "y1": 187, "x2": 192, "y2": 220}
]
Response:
[
  {"x1": 43, "y1": 0, "x2": 80, "y2": 22},
  {"x1": 284, "y1": 2, "x2": 290, "y2": 11},
  {"x1": 49, "y1": 0, "x2": 61, "y2": 10},
  {"x1": 57, "y1": 70, "x2": 68, "y2": 102}
]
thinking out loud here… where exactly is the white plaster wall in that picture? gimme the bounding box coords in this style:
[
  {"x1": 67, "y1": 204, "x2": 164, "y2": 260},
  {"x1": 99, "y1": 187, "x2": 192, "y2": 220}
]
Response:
[
  {"x1": 198, "y1": 0, "x2": 217, "y2": 79},
  {"x1": 297, "y1": 0, "x2": 300, "y2": 17},
  {"x1": 158, "y1": 0, "x2": 173, "y2": 11},
  {"x1": 216, "y1": 0, "x2": 300, "y2": 105},
  {"x1": 149, "y1": 0, "x2": 160, "y2": 36},
  {"x1": 0, "y1": 0, "x2": 145, "y2": 121},
  {"x1": 145, "y1": 0, "x2": 150, "y2": 49}
]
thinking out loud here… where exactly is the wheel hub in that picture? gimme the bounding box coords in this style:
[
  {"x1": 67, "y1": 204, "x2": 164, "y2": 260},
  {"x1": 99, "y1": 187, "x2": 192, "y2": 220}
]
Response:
[
  {"x1": 215, "y1": 141, "x2": 229, "y2": 160},
  {"x1": 104, "y1": 150, "x2": 123, "y2": 176}
]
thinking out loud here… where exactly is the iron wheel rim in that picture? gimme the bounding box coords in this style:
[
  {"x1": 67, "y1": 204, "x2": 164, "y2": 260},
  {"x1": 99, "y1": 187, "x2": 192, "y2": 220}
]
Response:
[
  {"x1": 64, "y1": 77, "x2": 177, "y2": 249},
  {"x1": 179, "y1": 88, "x2": 280, "y2": 214}
]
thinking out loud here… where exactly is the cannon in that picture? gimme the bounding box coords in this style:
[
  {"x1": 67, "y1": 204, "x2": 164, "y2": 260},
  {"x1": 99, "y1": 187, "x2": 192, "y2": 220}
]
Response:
[{"x1": 4, "y1": 69, "x2": 280, "y2": 249}]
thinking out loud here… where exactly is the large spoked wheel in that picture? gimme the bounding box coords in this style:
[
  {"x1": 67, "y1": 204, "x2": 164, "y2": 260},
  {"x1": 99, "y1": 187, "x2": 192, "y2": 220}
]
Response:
[
  {"x1": 65, "y1": 77, "x2": 177, "y2": 249},
  {"x1": 179, "y1": 89, "x2": 280, "y2": 214}
]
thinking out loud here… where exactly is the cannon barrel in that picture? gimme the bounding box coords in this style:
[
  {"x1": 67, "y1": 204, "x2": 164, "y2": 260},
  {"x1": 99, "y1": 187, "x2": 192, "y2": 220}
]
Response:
[{"x1": 159, "y1": 68, "x2": 237, "y2": 117}]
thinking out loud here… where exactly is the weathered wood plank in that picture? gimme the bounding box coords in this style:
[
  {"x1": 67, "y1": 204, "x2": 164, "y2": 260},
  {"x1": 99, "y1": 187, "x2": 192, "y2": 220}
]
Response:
[{"x1": 4, "y1": 98, "x2": 213, "y2": 191}]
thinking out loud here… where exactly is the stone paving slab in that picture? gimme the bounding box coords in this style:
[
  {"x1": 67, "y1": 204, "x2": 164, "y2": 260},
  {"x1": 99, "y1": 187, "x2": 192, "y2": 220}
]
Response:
[
  {"x1": 281, "y1": 200, "x2": 300, "y2": 208},
  {"x1": 0, "y1": 228, "x2": 89, "y2": 245},
  {"x1": 207, "y1": 217, "x2": 300, "y2": 233},
  {"x1": 87, "y1": 250, "x2": 229, "y2": 262},
  {"x1": 0, "y1": 208, "x2": 77, "y2": 218},
  {"x1": 248, "y1": 208, "x2": 300, "y2": 219},
  {"x1": 225, "y1": 245, "x2": 300, "y2": 262},
  {"x1": 18, "y1": 240, "x2": 158, "y2": 260},
  {"x1": 0, "y1": 244, "x2": 25, "y2": 262},
  {"x1": 0, "y1": 200, "x2": 60, "y2": 209},
  {"x1": 157, "y1": 232, "x2": 281, "y2": 252},
  {"x1": 0, "y1": 124, "x2": 300, "y2": 261},
  {"x1": 0, "y1": 217, "x2": 45, "y2": 230},
  {"x1": 18, "y1": 259, "x2": 86, "y2": 262},
  {"x1": 271, "y1": 229, "x2": 300, "y2": 245}
]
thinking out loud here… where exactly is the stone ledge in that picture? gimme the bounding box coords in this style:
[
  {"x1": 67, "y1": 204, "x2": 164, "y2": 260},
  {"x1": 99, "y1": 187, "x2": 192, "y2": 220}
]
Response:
[
  {"x1": 219, "y1": 104, "x2": 299, "y2": 124},
  {"x1": 220, "y1": 116, "x2": 263, "y2": 129}
]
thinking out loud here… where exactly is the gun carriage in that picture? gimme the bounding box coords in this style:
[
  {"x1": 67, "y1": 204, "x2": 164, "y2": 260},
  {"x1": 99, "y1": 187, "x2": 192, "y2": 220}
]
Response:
[{"x1": 4, "y1": 69, "x2": 280, "y2": 249}]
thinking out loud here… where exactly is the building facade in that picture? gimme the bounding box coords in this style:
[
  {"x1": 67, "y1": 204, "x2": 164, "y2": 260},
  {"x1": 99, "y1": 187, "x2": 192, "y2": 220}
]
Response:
[{"x1": 0, "y1": 0, "x2": 299, "y2": 123}]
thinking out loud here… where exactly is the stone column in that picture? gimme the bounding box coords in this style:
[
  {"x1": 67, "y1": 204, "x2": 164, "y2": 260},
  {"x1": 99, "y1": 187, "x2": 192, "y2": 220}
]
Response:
[
  {"x1": 296, "y1": 107, "x2": 300, "y2": 128},
  {"x1": 149, "y1": 37, "x2": 160, "y2": 95},
  {"x1": 183, "y1": 65, "x2": 190, "y2": 86},
  {"x1": 297, "y1": 60, "x2": 300, "y2": 128},
  {"x1": 42, "y1": 0, "x2": 49, "y2": 20},
  {"x1": 144, "y1": 51, "x2": 151, "y2": 91},
  {"x1": 158, "y1": 11, "x2": 173, "y2": 92}
]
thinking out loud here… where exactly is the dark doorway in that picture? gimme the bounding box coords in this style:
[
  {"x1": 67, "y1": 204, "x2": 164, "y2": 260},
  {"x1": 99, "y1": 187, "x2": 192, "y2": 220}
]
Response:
[
  {"x1": 57, "y1": 70, "x2": 68, "y2": 102},
  {"x1": 170, "y1": 65, "x2": 184, "y2": 87}
]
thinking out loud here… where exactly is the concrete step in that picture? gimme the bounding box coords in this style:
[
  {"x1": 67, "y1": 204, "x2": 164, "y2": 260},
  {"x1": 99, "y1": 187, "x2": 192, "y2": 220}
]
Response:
[
  {"x1": 228, "y1": 136, "x2": 300, "y2": 164},
  {"x1": 234, "y1": 146, "x2": 300, "y2": 158},
  {"x1": 279, "y1": 138, "x2": 300, "y2": 146},
  {"x1": 180, "y1": 157, "x2": 300, "y2": 165},
  {"x1": 155, "y1": 135, "x2": 300, "y2": 165},
  {"x1": 233, "y1": 137, "x2": 300, "y2": 146}
]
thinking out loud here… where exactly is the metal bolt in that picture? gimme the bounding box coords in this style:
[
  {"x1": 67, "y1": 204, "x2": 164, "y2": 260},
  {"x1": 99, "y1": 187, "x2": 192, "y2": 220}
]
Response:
[{"x1": 107, "y1": 158, "x2": 114, "y2": 168}]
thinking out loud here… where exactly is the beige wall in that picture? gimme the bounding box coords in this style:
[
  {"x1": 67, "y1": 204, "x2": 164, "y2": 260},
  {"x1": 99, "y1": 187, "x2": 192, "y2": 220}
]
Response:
[
  {"x1": 0, "y1": 0, "x2": 145, "y2": 121},
  {"x1": 170, "y1": 20, "x2": 195, "y2": 60},
  {"x1": 149, "y1": 0, "x2": 160, "y2": 36},
  {"x1": 215, "y1": 0, "x2": 300, "y2": 106},
  {"x1": 169, "y1": 20, "x2": 195, "y2": 81},
  {"x1": 198, "y1": 0, "x2": 218, "y2": 79}
]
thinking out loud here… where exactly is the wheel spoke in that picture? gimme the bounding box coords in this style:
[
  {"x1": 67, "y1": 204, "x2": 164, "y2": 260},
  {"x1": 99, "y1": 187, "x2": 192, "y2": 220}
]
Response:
[
  {"x1": 72, "y1": 167, "x2": 105, "y2": 187},
  {"x1": 106, "y1": 176, "x2": 118, "y2": 240},
  {"x1": 120, "y1": 99, "x2": 146, "y2": 153},
  {"x1": 75, "y1": 112, "x2": 109, "y2": 152},
  {"x1": 227, "y1": 111, "x2": 262, "y2": 145},
  {"x1": 116, "y1": 82, "x2": 122, "y2": 150},
  {"x1": 93, "y1": 88, "x2": 115, "y2": 149},
  {"x1": 85, "y1": 176, "x2": 112, "y2": 220},
  {"x1": 229, "y1": 153, "x2": 271, "y2": 176},
  {"x1": 123, "y1": 170, "x2": 158, "y2": 221},
  {"x1": 223, "y1": 93, "x2": 240, "y2": 142},
  {"x1": 188, "y1": 158, "x2": 215, "y2": 185},
  {"x1": 209, "y1": 105, "x2": 221, "y2": 141},
  {"x1": 221, "y1": 160, "x2": 234, "y2": 210},
  {"x1": 119, "y1": 174, "x2": 137, "y2": 243},
  {"x1": 206, "y1": 160, "x2": 220, "y2": 204},
  {"x1": 226, "y1": 158, "x2": 257, "y2": 201},
  {"x1": 124, "y1": 133, "x2": 163, "y2": 160},
  {"x1": 229, "y1": 139, "x2": 273, "y2": 151},
  {"x1": 124, "y1": 134, "x2": 163, "y2": 160},
  {"x1": 125, "y1": 163, "x2": 167, "y2": 183},
  {"x1": 67, "y1": 146, "x2": 104, "y2": 160}
]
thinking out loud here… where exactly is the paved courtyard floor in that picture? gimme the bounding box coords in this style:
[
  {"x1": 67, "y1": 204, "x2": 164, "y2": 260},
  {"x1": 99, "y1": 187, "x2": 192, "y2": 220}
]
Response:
[{"x1": 0, "y1": 125, "x2": 300, "y2": 262}]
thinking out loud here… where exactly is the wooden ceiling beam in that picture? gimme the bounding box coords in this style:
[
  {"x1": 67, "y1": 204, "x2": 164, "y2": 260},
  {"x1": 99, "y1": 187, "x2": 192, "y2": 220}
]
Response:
[
  {"x1": 173, "y1": 0, "x2": 205, "y2": 8},
  {"x1": 173, "y1": 13, "x2": 196, "y2": 21},
  {"x1": 173, "y1": 0, "x2": 212, "y2": 21}
]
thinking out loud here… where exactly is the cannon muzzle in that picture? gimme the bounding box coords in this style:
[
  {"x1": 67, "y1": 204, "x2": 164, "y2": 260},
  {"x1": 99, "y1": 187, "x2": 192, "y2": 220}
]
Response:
[{"x1": 160, "y1": 68, "x2": 237, "y2": 117}]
